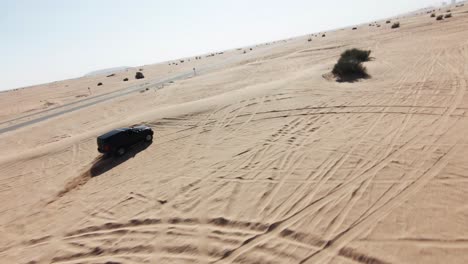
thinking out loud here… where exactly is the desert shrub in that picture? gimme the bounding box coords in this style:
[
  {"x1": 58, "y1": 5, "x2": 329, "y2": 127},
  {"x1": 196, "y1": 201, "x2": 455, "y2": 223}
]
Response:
[
  {"x1": 386, "y1": 20, "x2": 391, "y2": 24},
  {"x1": 391, "y1": 22, "x2": 400, "y2": 29},
  {"x1": 436, "y1": 15, "x2": 444, "y2": 20},
  {"x1": 445, "y1": 13, "x2": 452, "y2": 18},
  {"x1": 97, "y1": 82, "x2": 103, "y2": 86},
  {"x1": 308, "y1": 38, "x2": 312, "y2": 42},
  {"x1": 123, "y1": 78, "x2": 129, "y2": 81},
  {"x1": 431, "y1": 13, "x2": 436, "y2": 17},
  {"x1": 332, "y1": 59, "x2": 368, "y2": 82},
  {"x1": 340, "y1": 48, "x2": 371, "y2": 62},
  {"x1": 332, "y1": 48, "x2": 371, "y2": 82},
  {"x1": 352, "y1": 27, "x2": 357, "y2": 30},
  {"x1": 322, "y1": 34, "x2": 326, "y2": 37},
  {"x1": 135, "y1": 72, "x2": 145, "y2": 79}
]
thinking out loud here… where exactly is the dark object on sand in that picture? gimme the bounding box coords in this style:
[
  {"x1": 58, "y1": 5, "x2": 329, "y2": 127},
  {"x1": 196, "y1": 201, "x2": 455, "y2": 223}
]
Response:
[
  {"x1": 97, "y1": 125, "x2": 153, "y2": 156},
  {"x1": 135, "y1": 72, "x2": 145, "y2": 79}
]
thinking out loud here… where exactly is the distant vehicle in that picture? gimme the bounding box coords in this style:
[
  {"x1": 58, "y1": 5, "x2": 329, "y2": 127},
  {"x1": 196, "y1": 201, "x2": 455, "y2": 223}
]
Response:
[{"x1": 97, "y1": 125, "x2": 153, "y2": 156}]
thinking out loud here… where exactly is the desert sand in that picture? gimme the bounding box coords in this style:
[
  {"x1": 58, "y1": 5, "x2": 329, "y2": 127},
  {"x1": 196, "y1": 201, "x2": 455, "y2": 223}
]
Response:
[{"x1": 1, "y1": 5, "x2": 468, "y2": 264}]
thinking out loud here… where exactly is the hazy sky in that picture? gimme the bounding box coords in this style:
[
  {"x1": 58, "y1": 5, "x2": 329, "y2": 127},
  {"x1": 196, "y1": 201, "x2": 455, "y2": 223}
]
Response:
[{"x1": 1, "y1": 0, "x2": 442, "y2": 91}]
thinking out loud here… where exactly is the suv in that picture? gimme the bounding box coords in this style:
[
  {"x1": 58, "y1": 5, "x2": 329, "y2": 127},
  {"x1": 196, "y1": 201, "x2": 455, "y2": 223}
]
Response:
[{"x1": 97, "y1": 125, "x2": 153, "y2": 156}]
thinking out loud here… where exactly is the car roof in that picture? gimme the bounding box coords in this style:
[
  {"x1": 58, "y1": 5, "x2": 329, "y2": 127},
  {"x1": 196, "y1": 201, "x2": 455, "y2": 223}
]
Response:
[
  {"x1": 98, "y1": 128, "x2": 130, "y2": 139},
  {"x1": 132, "y1": 125, "x2": 148, "y2": 130}
]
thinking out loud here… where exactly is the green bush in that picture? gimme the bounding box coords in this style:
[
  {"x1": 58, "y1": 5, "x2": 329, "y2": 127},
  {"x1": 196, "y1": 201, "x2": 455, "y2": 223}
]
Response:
[
  {"x1": 340, "y1": 48, "x2": 371, "y2": 62},
  {"x1": 332, "y1": 48, "x2": 371, "y2": 82},
  {"x1": 332, "y1": 59, "x2": 369, "y2": 82}
]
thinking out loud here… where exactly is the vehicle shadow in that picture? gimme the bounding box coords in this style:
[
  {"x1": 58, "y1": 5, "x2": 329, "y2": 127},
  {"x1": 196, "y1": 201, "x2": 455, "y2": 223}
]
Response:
[{"x1": 90, "y1": 141, "x2": 153, "y2": 177}]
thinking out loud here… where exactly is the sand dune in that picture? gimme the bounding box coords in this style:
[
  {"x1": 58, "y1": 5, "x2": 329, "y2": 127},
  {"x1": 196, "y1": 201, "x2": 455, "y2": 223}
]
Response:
[{"x1": 1, "y1": 5, "x2": 468, "y2": 264}]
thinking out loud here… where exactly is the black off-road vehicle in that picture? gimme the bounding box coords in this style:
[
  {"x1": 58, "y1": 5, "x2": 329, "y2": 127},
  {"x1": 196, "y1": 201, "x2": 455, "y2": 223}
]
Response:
[{"x1": 97, "y1": 125, "x2": 153, "y2": 156}]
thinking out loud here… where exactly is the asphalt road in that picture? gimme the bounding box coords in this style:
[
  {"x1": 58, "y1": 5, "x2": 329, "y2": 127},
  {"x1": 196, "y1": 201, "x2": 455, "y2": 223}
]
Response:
[
  {"x1": 0, "y1": 44, "x2": 277, "y2": 135},
  {"x1": 0, "y1": 71, "x2": 194, "y2": 134}
]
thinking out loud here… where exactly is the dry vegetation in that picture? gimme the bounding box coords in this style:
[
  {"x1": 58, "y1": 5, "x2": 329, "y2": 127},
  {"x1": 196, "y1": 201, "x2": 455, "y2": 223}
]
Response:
[{"x1": 332, "y1": 48, "x2": 371, "y2": 82}]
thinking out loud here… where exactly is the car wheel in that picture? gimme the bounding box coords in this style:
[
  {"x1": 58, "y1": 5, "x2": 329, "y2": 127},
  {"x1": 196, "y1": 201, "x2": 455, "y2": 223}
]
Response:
[
  {"x1": 116, "y1": 147, "x2": 126, "y2": 156},
  {"x1": 145, "y1": 134, "x2": 153, "y2": 142}
]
